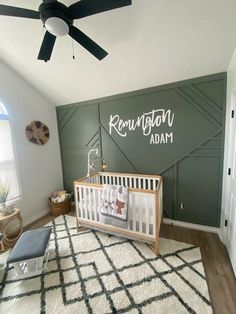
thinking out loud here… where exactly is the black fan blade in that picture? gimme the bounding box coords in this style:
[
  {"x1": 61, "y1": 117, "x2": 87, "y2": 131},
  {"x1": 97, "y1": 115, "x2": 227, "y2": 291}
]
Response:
[
  {"x1": 69, "y1": 0, "x2": 132, "y2": 19},
  {"x1": 42, "y1": 0, "x2": 57, "y2": 3},
  {"x1": 0, "y1": 5, "x2": 40, "y2": 19},
  {"x1": 38, "y1": 31, "x2": 56, "y2": 62},
  {"x1": 69, "y1": 26, "x2": 108, "y2": 60}
]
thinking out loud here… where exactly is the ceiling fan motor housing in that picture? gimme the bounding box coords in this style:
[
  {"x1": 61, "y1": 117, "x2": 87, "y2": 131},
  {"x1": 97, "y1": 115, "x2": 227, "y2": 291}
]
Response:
[{"x1": 39, "y1": 2, "x2": 73, "y2": 36}]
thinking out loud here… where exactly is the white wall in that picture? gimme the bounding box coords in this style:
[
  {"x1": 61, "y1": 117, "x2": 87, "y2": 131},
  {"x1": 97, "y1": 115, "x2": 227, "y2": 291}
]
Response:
[{"x1": 0, "y1": 61, "x2": 63, "y2": 225}]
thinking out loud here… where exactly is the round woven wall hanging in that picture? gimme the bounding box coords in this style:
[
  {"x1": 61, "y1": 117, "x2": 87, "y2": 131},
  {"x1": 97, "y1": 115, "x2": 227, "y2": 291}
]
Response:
[{"x1": 25, "y1": 120, "x2": 50, "y2": 145}]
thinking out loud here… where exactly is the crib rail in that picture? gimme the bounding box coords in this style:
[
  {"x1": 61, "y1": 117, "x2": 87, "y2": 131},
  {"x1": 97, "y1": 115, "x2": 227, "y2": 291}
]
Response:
[
  {"x1": 98, "y1": 172, "x2": 161, "y2": 191},
  {"x1": 75, "y1": 172, "x2": 162, "y2": 191}
]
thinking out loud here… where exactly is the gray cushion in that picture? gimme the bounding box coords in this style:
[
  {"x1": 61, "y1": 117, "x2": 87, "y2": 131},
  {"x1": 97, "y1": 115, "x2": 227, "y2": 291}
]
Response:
[{"x1": 7, "y1": 227, "x2": 52, "y2": 264}]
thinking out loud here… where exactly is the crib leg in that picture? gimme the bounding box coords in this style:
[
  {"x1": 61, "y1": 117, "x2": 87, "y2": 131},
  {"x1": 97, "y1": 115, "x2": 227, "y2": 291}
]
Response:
[
  {"x1": 149, "y1": 238, "x2": 160, "y2": 256},
  {"x1": 76, "y1": 217, "x2": 87, "y2": 233}
]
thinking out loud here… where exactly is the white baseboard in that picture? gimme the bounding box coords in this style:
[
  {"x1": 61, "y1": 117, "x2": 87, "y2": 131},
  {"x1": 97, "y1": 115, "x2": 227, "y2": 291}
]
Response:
[
  {"x1": 22, "y1": 210, "x2": 220, "y2": 234},
  {"x1": 163, "y1": 218, "x2": 220, "y2": 234},
  {"x1": 23, "y1": 208, "x2": 50, "y2": 227}
]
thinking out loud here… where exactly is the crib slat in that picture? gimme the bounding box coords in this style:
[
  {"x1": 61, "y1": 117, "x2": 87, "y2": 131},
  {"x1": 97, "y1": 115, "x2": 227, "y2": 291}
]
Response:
[
  {"x1": 128, "y1": 193, "x2": 132, "y2": 230},
  {"x1": 138, "y1": 178, "x2": 142, "y2": 189},
  {"x1": 153, "y1": 195, "x2": 156, "y2": 236},
  {"x1": 127, "y1": 177, "x2": 130, "y2": 188},
  {"x1": 93, "y1": 189, "x2": 97, "y2": 221},
  {"x1": 139, "y1": 196, "x2": 142, "y2": 232},
  {"x1": 155, "y1": 179, "x2": 158, "y2": 190},
  {"x1": 132, "y1": 193, "x2": 136, "y2": 231},
  {"x1": 98, "y1": 189, "x2": 101, "y2": 221},
  {"x1": 75, "y1": 186, "x2": 79, "y2": 217},
  {"x1": 84, "y1": 188, "x2": 88, "y2": 219},
  {"x1": 145, "y1": 197, "x2": 150, "y2": 234},
  {"x1": 78, "y1": 187, "x2": 82, "y2": 218},
  {"x1": 88, "y1": 189, "x2": 92, "y2": 219}
]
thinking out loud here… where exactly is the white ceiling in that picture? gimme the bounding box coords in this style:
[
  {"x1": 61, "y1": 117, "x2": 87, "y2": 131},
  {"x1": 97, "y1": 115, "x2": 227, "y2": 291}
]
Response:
[{"x1": 0, "y1": 0, "x2": 236, "y2": 106}]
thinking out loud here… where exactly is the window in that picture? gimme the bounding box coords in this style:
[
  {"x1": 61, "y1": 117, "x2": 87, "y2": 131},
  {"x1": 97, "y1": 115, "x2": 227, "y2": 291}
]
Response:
[{"x1": 0, "y1": 101, "x2": 21, "y2": 203}]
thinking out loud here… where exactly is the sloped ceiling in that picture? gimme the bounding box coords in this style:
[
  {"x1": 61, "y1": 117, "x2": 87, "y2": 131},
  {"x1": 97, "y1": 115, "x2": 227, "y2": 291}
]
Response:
[{"x1": 0, "y1": 0, "x2": 236, "y2": 106}]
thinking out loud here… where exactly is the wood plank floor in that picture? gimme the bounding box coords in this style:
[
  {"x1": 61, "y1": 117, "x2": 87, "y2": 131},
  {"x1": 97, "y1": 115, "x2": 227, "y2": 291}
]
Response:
[{"x1": 26, "y1": 211, "x2": 236, "y2": 314}]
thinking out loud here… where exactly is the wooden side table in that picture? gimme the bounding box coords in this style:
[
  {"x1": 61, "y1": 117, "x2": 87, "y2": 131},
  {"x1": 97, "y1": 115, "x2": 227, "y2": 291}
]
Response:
[{"x1": 0, "y1": 208, "x2": 23, "y2": 252}]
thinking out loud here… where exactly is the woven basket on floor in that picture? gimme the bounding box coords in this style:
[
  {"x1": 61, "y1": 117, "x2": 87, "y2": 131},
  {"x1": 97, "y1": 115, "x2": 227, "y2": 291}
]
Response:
[{"x1": 50, "y1": 198, "x2": 71, "y2": 216}]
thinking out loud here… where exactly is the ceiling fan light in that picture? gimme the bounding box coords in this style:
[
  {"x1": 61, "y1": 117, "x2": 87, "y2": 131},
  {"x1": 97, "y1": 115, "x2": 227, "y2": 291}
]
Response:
[{"x1": 45, "y1": 17, "x2": 69, "y2": 36}]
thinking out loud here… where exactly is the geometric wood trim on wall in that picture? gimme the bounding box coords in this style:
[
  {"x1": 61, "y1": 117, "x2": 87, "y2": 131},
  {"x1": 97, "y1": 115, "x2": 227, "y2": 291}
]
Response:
[{"x1": 57, "y1": 72, "x2": 226, "y2": 227}]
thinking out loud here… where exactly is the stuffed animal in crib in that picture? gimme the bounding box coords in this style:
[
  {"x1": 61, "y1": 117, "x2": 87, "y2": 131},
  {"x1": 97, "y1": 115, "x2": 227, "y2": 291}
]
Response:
[{"x1": 116, "y1": 199, "x2": 125, "y2": 215}]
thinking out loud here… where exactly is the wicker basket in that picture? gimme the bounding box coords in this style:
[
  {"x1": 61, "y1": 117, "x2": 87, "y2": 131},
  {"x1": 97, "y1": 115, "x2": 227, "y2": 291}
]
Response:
[{"x1": 50, "y1": 198, "x2": 71, "y2": 216}]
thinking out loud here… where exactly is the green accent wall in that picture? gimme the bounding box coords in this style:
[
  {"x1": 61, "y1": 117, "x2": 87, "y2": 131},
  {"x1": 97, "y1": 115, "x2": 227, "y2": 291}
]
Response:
[{"x1": 57, "y1": 72, "x2": 226, "y2": 227}]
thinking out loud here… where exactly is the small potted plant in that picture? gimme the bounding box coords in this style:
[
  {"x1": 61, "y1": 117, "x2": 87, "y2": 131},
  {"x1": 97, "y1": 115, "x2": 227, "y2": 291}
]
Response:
[{"x1": 0, "y1": 179, "x2": 13, "y2": 216}]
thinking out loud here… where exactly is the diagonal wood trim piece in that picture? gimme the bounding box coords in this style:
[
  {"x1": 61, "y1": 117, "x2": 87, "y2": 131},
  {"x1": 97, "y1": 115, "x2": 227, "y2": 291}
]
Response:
[
  {"x1": 160, "y1": 129, "x2": 222, "y2": 174},
  {"x1": 190, "y1": 84, "x2": 223, "y2": 115},
  {"x1": 85, "y1": 130, "x2": 99, "y2": 147},
  {"x1": 91, "y1": 137, "x2": 100, "y2": 147},
  {"x1": 99, "y1": 122, "x2": 139, "y2": 173},
  {"x1": 58, "y1": 108, "x2": 71, "y2": 126},
  {"x1": 59, "y1": 107, "x2": 79, "y2": 133},
  {"x1": 175, "y1": 87, "x2": 221, "y2": 128}
]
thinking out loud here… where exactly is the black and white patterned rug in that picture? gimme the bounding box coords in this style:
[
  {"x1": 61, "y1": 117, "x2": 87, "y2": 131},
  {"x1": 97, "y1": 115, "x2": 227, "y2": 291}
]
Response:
[{"x1": 0, "y1": 215, "x2": 213, "y2": 313}]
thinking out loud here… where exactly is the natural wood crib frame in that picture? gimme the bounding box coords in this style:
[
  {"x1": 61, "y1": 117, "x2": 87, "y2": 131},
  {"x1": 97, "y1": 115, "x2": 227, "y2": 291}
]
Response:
[{"x1": 74, "y1": 172, "x2": 163, "y2": 255}]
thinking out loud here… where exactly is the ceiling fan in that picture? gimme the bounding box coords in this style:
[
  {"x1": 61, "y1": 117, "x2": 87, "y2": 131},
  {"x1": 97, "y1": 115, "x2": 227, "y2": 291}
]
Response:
[{"x1": 0, "y1": 0, "x2": 132, "y2": 62}]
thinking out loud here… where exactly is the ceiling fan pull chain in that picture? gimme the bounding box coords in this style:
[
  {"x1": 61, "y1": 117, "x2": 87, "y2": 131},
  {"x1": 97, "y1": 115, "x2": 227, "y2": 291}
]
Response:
[
  {"x1": 71, "y1": 38, "x2": 75, "y2": 60},
  {"x1": 42, "y1": 24, "x2": 45, "y2": 38}
]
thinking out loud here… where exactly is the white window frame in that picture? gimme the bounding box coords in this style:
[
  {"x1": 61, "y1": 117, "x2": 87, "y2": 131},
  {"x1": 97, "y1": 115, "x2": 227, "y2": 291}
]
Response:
[{"x1": 0, "y1": 99, "x2": 22, "y2": 205}]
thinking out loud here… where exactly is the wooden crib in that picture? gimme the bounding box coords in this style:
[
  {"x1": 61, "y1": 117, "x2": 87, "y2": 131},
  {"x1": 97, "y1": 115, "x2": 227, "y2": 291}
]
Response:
[{"x1": 74, "y1": 172, "x2": 163, "y2": 255}]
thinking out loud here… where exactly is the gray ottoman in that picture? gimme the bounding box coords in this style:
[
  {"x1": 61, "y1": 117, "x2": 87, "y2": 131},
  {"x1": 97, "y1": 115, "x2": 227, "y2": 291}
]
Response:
[{"x1": 7, "y1": 227, "x2": 52, "y2": 279}]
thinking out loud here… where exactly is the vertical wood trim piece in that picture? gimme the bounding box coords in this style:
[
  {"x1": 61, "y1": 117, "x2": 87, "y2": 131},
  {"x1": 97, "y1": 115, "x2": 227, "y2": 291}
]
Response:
[
  {"x1": 174, "y1": 163, "x2": 178, "y2": 219},
  {"x1": 98, "y1": 103, "x2": 103, "y2": 160}
]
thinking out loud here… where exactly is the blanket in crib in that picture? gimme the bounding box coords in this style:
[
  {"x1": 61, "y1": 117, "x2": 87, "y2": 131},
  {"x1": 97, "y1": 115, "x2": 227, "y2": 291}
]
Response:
[{"x1": 100, "y1": 185, "x2": 128, "y2": 222}]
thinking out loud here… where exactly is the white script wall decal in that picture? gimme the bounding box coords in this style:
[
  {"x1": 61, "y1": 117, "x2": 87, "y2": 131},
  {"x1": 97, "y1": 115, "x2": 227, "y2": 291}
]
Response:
[{"x1": 109, "y1": 109, "x2": 175, "y2": 144}]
